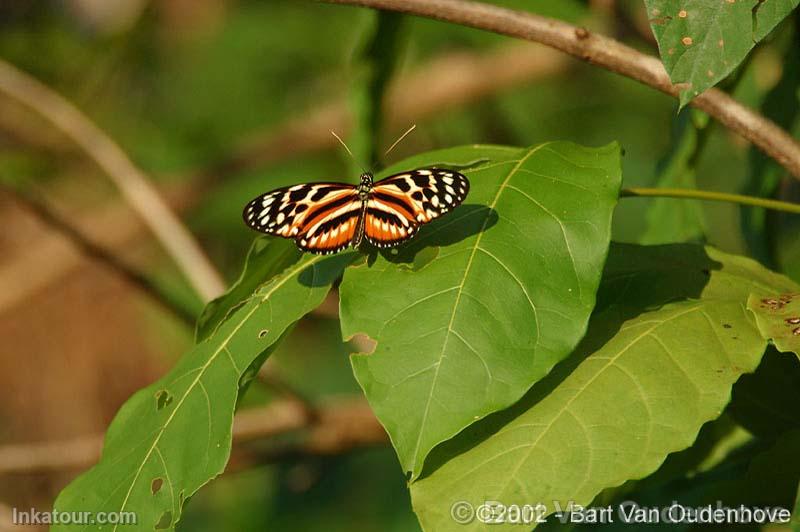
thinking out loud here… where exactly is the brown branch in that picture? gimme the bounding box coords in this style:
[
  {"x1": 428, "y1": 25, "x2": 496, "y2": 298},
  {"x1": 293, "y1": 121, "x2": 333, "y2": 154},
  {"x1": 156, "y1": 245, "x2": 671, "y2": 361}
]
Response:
[
  {"x1": 0, "y1": 397, "x2": 385, "y2": 476},
  {"x1": 0, "y1": 183, "x2": 197, "y2": 325},
  {"x1": 0, "y1": 59, "x2": 226, "y2": 301},
  {"x1": 319, "y1": 0, "x2": 800, "y2": 180}
]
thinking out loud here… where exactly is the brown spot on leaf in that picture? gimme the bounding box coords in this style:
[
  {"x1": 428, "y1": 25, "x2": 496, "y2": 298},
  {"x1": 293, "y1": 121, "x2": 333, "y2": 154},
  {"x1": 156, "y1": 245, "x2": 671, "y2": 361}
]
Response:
[
  {"x1": 793, "y1": 327, "x2": 800, "y2": 336},
  {"x1": 707, "y1": 70, "x2": 714, "y2": 77},
  {"x1": 786, "y1": 317, "x2": 800, "y2": 325},
  {"x1": 718, "y1": 39, "x2": 724, "y2": 47},
  {"x1": 682, "y1": 36, "x2": 693, "y2": 46},
  {"x1": 678, "y1": 9, "x2": 688, "y2": 17},
  {"x1": 722, "y1": 324, "x2": 732, "y2": 329},
  {"x1": 151, "y1": 478, "x2": 163, "y2": 494}
]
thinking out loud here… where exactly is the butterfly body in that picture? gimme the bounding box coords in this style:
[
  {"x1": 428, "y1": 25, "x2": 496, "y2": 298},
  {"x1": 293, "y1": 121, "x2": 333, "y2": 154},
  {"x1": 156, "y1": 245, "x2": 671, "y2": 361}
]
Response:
[{"x1": 243, "y1": 168, "x2": 469, "y2": 255}]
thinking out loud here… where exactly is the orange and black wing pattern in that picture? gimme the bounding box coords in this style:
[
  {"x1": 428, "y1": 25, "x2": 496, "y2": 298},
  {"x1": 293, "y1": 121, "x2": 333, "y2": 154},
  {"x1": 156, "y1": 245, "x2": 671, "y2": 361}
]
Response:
[
  {"x1": 243, "y1": 168, "x2": 470, "y2": 253},
  {"x1": 365, "y1": 168, "x2": 469, "y2": 248},
  {"x1": 243, "y1": 183, "x2": 361, "y2": 255}
]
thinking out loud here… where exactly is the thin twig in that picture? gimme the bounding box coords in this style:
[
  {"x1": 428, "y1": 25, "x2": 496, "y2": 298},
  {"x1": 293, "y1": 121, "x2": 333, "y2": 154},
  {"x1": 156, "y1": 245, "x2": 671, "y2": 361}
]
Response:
[
  {"x1": 0, "y1": 59, "x2": 226, "y2": 301},
  {"x1": 621, "y1": 187, "x2": 800, "y2": 214},
  {"x1": 0, "y1": 183, "x2": 197, "y2": 325},
  {"x1": 0, "y1": 397, "x2": 385, "y2": 475},
  {"x1": 319, "y1": 0, "x2": 800, "y2": 180}
]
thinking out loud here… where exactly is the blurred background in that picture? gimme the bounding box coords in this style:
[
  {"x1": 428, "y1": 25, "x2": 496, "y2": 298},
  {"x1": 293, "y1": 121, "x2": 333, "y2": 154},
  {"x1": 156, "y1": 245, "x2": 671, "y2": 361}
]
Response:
[{"x1": 0, "y1": 0, "x2": 797, "y2": 530}]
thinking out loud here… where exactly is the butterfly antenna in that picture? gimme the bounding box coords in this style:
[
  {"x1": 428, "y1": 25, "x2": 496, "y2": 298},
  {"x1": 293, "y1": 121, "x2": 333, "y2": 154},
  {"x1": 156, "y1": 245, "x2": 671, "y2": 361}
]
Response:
[
  {"x1": 331, "y1": 130, "x2": 369, "y2": 174},
  {"x1": 384, "y1": 124, "x2": 417, "y2": 156}
]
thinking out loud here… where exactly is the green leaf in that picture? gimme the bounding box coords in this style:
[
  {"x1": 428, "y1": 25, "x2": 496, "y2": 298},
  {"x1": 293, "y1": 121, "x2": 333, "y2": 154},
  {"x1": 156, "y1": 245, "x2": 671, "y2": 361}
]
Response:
[
  {"x1": 340, "y1": 142, "x2": 622, "y2": 477},
  {"x1": 640, "y1": 109, "x2": 708, "y2": 244},
  {"x1": 53, "y1": 250, "x2": 356, "y2": 531},
  {"x1": 644, "y1": 0, "x2": 799, "y2": 107},
  {"x1": 747, "y1": 292, "x2": 800, "y2": 357},
  {"x1": 410, "y1": 244, "x2": 795, "y2": 531},
  {"x1": 195, "y1": 238, "x2": 300, "y2": 341}
]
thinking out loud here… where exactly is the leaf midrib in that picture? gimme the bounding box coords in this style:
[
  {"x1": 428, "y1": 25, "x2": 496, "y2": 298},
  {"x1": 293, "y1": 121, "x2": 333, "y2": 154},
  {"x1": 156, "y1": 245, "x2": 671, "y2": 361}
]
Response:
[{"x1": 409, "y1": 143, "x2": 551, "y2": 475}]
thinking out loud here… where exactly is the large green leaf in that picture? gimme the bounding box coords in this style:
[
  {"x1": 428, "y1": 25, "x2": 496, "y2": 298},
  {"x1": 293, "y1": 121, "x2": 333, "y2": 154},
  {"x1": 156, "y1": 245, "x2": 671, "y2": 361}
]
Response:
[
  {"x1": 747, "y1": 292, "x2": 800, "y2": 357},
  {"x1": 644, "y1": 0, "x2": 799, "y2": 107},
  {"x1": 410, "y1": 244, "x2": 796, "y2": 531},
  {"x1": 340, "y1": 142, "x2": 621, "y2": 477},
  {"x1": 53, "y1": 249, "x2": 355, "y2": 531}
]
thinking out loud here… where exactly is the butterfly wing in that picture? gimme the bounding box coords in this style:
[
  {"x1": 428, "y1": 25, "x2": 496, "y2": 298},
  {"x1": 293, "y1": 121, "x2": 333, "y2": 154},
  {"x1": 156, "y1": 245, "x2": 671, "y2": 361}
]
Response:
[
  {"x1": 243, "y1": 182, "x2": 362, "y2": 254},
  {"x1": 364, "y1": 168, "x2": 469, "y2": 247}
]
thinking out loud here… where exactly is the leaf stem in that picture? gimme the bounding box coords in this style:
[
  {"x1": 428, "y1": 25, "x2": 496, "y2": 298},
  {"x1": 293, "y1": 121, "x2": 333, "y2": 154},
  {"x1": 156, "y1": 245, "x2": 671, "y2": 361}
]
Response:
[{"x1": 620, "y1": 187, "x2": 800, "y2": 215}]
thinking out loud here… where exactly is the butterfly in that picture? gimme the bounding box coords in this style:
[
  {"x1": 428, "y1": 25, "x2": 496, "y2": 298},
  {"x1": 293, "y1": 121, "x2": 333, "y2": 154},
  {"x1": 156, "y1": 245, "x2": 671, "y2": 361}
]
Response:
[{"x1": 242, "y1": 168, "x2": 470, "y2": 254}]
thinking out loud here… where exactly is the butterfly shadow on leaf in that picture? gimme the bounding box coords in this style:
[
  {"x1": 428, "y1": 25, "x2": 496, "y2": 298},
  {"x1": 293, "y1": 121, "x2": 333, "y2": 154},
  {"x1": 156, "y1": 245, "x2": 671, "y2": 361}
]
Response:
[{"x1": 369, "y1": 203, "x2": 498, "y2": 268}]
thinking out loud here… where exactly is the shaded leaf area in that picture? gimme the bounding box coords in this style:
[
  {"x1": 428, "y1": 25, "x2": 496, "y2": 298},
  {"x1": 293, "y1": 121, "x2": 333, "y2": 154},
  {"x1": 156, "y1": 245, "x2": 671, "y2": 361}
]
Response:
[
  {"x1": 747, "y1": 292, "x2": 800, "y2": 356},
  {"x1": 53, "y1": 247, "x2": 356, "y2": 531},
  {"x1": 640, "y1": 109, "x2": 708, "y2": 245},
  {"x1": 644, "y1": 0, "x2": 799, "y2": 106},
  {"x1": 730, "y1": 347, "x2": 800, "y2": 438},
  {"x1": 410, "y1": 244, "x2": 796, "y2": 531},
  {"x1": 340, "y1": 142, "x2": 621, "y2": 477}
]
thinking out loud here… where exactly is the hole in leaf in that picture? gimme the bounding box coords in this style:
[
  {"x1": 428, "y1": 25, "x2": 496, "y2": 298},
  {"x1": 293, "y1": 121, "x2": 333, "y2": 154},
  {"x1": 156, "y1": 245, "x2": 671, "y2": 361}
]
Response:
[
  {"x1": 785, "y1": 317, "x2": 800, "y2": 325},
  {"x1": 793, "y1": 327, "x2": 800, "y2": 337},
  {"x1": 155, "y1": 390, "x2": 172, "y2": 410},
  {"x1": 151, "y1": 478, "x2": 163, "y2": 494},
  {"x1": 258, "y1": 329, "x2": 269, "y2": 338},
  {"x1": 154, "y1": 510, "x2": 172, "y2": 530},
  {"x1": 722, "y1": 324, "x2": 732, "y2": 329},
  {"x1": 348, "y1": 333, "x2": 377, "y2": 355}
]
